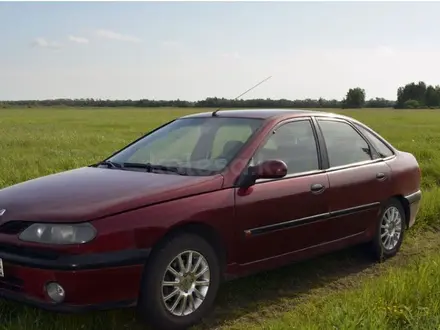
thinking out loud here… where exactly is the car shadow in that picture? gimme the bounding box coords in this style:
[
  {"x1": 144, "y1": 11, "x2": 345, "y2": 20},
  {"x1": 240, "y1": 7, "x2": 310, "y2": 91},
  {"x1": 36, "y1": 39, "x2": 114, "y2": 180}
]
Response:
[{"x1": 195, "y1": 244, "x2": 377, "y2": 329}]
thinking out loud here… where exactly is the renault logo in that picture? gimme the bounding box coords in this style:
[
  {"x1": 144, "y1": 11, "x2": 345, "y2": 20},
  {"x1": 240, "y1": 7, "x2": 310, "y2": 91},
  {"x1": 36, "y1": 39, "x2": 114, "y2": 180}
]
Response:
[{"x1": 0, "y1": 209, "x2": 5, "y2": 216}]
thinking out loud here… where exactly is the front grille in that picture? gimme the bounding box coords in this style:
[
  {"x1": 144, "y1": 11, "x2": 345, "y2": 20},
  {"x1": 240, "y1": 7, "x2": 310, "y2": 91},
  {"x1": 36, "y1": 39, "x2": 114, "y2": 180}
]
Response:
[{"x1": 0, "y1": 275, "x2": 24, "y2": 292}]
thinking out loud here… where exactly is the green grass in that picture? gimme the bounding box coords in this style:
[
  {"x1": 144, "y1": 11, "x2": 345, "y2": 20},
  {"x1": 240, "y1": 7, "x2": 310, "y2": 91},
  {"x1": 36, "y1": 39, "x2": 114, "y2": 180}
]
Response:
[
  {"x1": 1, "y1": 107, "x2": 440, "y2": 329},
  {"x1": 222, "y1": 242, "x2": 440, "y2": 330}
]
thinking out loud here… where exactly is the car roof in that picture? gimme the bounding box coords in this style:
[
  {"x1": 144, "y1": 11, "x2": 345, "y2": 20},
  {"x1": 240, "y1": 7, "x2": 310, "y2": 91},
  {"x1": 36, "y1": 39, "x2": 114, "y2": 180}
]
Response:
[{"x1": 180, "y1": 109, "x2": 351, "y2": 121}]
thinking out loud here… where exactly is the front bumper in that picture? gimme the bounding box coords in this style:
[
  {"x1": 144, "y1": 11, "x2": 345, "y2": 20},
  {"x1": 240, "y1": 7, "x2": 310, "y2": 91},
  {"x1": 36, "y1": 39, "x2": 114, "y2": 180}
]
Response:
[
  {"x1": 0, "y1": 247, "x2": 151, "y2": 312},
  {"x1": 404, "y1": 190, "x2": 422, "y2": 228},
  {"x1": 0, "y1": 289, "x2": 136, "y2": 313}
]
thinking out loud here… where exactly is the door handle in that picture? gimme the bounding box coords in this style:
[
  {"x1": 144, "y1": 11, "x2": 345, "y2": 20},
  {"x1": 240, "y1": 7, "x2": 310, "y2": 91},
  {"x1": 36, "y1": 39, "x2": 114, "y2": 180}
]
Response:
[
  {"x1": 310, "y1": 183, "x2": 325, "y2": 194},
  {"x1": 376, "y1": 172, "x2": 386, "y2": 180}
]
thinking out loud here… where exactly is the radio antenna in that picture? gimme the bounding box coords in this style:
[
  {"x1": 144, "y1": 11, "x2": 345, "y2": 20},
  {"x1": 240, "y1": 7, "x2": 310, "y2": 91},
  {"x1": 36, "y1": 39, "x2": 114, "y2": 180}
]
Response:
[{"x1": 212, "y1": 75, "x2": 272, "y2": 116}]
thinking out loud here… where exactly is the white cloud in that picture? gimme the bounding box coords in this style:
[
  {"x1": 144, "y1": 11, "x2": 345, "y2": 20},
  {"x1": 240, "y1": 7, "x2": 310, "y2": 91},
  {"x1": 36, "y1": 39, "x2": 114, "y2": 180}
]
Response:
[
  {"x1": 95, "y1": 29, "x2": 142, "y2": 43},
  {"x1": 31, "y1": 37, "x2": 61, "y2": 50},
  {"x1": 68, "y1": 35, "x2": 89, "y2": 44}
]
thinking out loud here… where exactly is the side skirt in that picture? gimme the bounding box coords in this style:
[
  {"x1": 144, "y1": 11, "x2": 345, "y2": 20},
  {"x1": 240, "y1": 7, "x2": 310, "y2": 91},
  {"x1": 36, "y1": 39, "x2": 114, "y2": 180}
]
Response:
[{"x1": 224, "y1": 230, "x2": 369, "y2": 280}]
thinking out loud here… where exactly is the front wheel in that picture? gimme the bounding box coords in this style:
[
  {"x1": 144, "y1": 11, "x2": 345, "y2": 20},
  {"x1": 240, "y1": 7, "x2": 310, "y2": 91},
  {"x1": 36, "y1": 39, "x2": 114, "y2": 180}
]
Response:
[
  {"x1": 371, "y1": 198, "x2": 406, "y2": 261},
  {"x1": 137, "y1": 233, "x2": 221, "y2": 330}
]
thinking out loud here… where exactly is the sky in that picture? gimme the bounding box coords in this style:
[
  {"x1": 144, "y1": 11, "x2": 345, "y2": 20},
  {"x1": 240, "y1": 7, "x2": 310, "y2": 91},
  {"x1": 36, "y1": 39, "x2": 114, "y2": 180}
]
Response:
[{"x1": 1, "y1": 1, "x2": 440, "y2": 101}]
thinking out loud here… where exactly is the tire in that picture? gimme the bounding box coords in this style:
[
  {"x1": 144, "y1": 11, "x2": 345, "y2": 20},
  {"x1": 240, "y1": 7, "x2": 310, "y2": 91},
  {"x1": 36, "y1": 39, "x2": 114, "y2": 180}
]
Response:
[
  {"x1": 371, "y1": 198, "x2": 406, "y2": 261},
  {"x1": 137, "y1": 233, "x2": 221, "y2": 330}
]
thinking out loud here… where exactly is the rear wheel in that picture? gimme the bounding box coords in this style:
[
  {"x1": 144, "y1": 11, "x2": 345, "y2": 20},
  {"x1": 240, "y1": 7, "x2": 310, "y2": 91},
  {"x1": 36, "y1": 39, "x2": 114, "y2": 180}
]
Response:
[
  {"x1": 371, "y1": 198, "x2": 406, "y2": 261},
  {"x1": 137, "y1": 233, "x2": 221, "y2": 330}
]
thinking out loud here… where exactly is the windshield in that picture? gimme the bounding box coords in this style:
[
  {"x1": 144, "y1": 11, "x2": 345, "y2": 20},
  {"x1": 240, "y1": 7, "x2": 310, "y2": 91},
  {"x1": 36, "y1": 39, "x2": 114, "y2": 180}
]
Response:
[{"x1": 106, "y1": 117, "x2": 264, "y2": 176}]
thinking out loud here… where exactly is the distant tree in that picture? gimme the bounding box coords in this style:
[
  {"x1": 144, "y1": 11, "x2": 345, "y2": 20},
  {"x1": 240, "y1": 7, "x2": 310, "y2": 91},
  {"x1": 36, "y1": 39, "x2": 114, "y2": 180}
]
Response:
[
  {"x1": 393, "y1": 81, "x2": 440, "y2": 109},
  {"x1": 342, "y1": 87, "x2": 366, "y2": 108},
  {"x1": 396, "y1": 81, "x2": 429, "y2": 108},
  {"x1": 0, "y1": 93, "x2": 399, "y2": 110},
  {"x1": 403, "y1": 99, "x2": 420, "y2": 109},
  {"x1": 425, "y1": 85, "x2": 440, "y2": 108},
  {"x1": 365, "y1": 97, "x2": 394, "y2": 108}
]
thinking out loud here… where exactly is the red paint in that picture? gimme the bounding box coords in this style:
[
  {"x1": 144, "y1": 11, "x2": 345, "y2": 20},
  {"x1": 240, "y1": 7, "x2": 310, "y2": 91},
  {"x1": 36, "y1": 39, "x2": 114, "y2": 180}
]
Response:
[{"x1": 237, "y1": 187, "x2": 253, "y2": 196}]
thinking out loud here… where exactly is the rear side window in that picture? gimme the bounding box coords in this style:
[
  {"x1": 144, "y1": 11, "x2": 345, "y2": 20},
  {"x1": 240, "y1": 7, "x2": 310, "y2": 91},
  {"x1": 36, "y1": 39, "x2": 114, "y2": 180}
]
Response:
[
  {"x1": 318, "y1": 119, "x2": 373, "y2": 167},
  {"x1": 355, "y1": 125, "x2": 394, "y2": 158}
]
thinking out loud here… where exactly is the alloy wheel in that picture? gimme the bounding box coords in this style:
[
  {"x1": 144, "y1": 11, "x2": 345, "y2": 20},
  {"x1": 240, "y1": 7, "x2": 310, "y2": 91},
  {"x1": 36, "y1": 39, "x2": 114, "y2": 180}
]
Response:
[
  {"x1": 161, "y1": 250, "x2": 211, "y2": 316},
  {"x1": 380, "y1": 206, "x2": 403, "y2": 251}
]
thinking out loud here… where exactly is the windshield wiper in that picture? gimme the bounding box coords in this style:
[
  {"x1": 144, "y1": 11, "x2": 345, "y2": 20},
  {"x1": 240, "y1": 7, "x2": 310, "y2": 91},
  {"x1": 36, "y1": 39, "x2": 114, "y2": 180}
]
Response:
[
  {"x1": 94, "y1": 160, "x2": 124, "y2": 169},
  {"x1": 123, "y1": 162, "x2": 187, "y2": 175}
]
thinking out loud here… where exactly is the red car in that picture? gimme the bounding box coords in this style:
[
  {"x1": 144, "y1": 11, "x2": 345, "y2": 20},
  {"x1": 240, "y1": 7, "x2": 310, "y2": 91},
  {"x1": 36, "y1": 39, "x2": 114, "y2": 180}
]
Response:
[{"x1": 0, "y1": 109, "x2": 421, "y2": 329}]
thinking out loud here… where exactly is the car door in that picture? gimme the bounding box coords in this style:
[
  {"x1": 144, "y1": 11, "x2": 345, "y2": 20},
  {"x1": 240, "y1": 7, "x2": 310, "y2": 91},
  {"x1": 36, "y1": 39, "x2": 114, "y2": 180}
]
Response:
[
  {"x1": 315, "y1": 117, "x2": 393, "y2": 241},
  {"x1": 235, "y1": 118, "x2": 331, "y2": 264}
]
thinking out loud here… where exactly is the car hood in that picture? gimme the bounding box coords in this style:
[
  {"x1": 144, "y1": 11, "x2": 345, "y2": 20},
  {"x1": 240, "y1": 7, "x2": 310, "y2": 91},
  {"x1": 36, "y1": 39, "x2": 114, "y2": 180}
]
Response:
[{"x1": 0, "y1": 167, "x2": 224, "y2": 223}]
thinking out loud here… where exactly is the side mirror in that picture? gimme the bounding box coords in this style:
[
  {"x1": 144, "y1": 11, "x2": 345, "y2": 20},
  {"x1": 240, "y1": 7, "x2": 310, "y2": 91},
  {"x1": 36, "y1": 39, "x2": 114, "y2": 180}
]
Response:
[{"x1": 239, "y1": 159, "x2": 288, "y2": 188}]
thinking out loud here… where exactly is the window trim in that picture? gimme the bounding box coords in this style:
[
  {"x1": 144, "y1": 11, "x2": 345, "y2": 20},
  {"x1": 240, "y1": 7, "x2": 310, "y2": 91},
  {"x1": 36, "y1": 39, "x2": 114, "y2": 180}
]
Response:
[
  {"x1": 323, "y1": 157, "x2": 385, "y2": 173},
  {"x1": 254, "y1": 168, "x2": 326, "y2": 184},
  {"x1": 353, "y1": 123, "x2": 396, "y2": 161},
  {"x1": 237, "y1": 116, "x2": 325, "y2": 185},
  {"x1": 314, "y1": 117, "x2": 383, "y2": 171}
]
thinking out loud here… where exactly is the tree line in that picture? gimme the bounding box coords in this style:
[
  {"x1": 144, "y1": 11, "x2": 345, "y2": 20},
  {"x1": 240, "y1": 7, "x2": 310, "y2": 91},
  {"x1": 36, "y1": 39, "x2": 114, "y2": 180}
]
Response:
[
  {"x1": 0, "y1": 96, "x2": 391, "y2": 109},
  {"x1": 1, "y1": 81, "x2": 439, "y2": 109}
]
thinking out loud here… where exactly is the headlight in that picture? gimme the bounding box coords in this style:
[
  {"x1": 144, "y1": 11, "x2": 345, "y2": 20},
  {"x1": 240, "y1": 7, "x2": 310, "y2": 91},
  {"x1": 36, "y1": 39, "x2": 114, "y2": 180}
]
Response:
[{"x1": 19, "y1": 223, "x2": 97, "y2": 245}]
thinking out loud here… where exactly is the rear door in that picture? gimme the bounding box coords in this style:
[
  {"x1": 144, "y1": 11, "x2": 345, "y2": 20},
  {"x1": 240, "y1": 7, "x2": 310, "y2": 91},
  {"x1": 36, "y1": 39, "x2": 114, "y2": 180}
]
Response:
[{"x1": 315, "y1": 117, "x2": 393, "y2": 240}]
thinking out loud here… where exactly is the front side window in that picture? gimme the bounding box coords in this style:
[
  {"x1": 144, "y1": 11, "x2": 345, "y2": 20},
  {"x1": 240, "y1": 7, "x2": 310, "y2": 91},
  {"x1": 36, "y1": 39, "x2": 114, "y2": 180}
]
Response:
[
  {"x1": 107, "y1": 117, "x2": 264, "y2": 175},
  {"x1": 355, "y1": 124, "x2": 394, "y2": 158},
  {"x1": 318, "y1": 119, "x2": 373, "y2": 167},
  {"x1": 252, "y1": 120, "x2": 320, "y2": 175}
]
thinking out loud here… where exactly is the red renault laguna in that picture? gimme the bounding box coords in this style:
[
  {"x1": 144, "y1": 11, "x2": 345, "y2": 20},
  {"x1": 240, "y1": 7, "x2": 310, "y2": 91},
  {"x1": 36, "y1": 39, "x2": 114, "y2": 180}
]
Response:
[{"x1": 0, "y1": 109, "x2": 421, "y2": 329}]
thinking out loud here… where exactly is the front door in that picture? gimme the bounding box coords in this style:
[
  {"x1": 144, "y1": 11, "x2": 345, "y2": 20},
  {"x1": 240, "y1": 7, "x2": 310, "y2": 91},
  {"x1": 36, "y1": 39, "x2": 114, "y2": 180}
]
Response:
[{"x1": 235, "y1": 118, "x2": 331, "y2": 265}]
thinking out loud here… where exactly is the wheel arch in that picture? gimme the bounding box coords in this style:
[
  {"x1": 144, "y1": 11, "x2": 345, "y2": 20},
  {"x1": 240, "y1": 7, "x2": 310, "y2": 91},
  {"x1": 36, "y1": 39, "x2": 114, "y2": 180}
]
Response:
[
  {"x1": 149, "y1": 222, "x2": 228, "y2": 275},
  {"x1": 391, "y1": 195, "x2": 410, "y2": 229}
]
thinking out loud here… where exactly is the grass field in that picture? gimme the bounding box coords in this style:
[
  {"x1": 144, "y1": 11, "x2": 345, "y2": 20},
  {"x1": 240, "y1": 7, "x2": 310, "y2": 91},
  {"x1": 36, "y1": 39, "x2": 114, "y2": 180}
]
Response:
[{"x1": 1, "y1": 107, "x2": 440, "y2": 329}]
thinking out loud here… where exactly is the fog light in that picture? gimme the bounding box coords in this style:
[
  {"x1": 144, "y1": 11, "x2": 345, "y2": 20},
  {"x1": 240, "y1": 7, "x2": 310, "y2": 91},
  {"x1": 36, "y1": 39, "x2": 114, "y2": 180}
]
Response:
[{"x1": 46, "y1": 282, "x2": 65, "y2": 303}]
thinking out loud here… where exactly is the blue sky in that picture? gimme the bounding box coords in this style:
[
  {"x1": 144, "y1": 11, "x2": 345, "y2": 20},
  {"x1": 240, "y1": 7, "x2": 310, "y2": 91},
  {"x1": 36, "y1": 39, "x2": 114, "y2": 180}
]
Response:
[{"x1": 1, "y1": 1, "x2": 440, "y2": 101}]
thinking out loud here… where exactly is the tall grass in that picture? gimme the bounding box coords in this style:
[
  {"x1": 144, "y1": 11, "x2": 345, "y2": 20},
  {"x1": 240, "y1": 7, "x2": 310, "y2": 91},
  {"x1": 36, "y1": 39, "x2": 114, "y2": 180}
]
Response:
[{"x1": 226, "y1": 244, "x2": 440, "y2": 330}]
